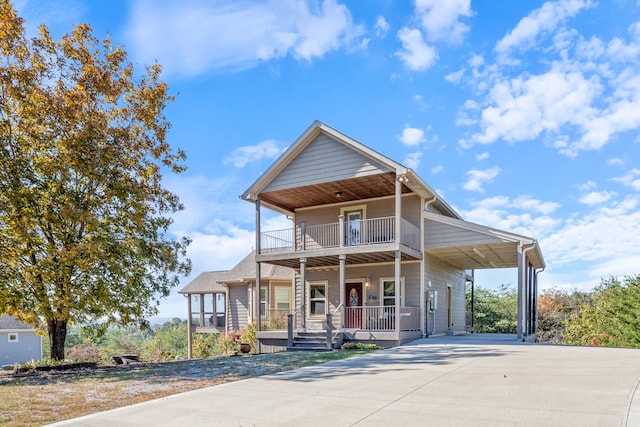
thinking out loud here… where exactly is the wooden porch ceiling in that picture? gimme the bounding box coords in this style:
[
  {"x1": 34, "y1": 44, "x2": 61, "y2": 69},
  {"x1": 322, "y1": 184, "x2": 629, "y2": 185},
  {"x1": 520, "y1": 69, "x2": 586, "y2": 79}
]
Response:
[{"x1": 260, "y1": 172, "x2": 411, "y2": 212}]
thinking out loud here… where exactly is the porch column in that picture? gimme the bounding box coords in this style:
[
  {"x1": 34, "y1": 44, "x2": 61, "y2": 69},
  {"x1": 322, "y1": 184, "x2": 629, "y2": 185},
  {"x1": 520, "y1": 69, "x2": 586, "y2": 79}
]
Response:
[
  {"x1": 300, "y1": 257, "x2": 306, "y2": 331},
  {"x1": 517, "y1": 245, "x2": 524, "y2": 339},
  {"x1": 419, "y1": 198, "x2": 426, "y2": 338},
  {"x1": 395, "y1": 250, "x2": 401, "y2": 335},
  {"x1": 187, "y1": 293, "x2": 192, "y2": 359},
  {"x1": 395, "y1": 174, "x2": 403, "y2": 336},
  {"x1": 339, "y1": 254, "x2": 346, "y2": 329},
  {"x1": 255, "y1": 262, "x2": 262, "y2": 331},
  {"x1": 517, "y1": 243, "x2": 535, "y2": 339},
  {"x1": 255, "y1": 196, "x2": 261, "y2": 332}
]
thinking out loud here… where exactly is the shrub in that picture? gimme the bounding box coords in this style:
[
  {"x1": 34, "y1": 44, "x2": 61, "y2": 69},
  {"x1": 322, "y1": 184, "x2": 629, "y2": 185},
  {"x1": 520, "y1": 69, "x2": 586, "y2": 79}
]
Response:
[{"x1": 66, "y1": 344, "x2": 101, "y2": 362}]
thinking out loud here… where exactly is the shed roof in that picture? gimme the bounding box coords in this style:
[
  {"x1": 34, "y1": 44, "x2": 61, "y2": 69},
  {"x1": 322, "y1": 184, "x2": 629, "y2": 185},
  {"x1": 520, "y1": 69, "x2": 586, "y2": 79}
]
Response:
[
  {"x1": 178, "y1": 251, "x2": 294, "y2": 294},
  {"x1": 0, "y1": 315, "x2": 34, "y2": 330}
]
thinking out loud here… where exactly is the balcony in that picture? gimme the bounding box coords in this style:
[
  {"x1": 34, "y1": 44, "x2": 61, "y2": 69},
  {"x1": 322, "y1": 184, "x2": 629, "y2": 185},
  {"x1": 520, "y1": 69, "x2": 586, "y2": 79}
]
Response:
[{"x1": 259, "y1": 216, "x2": 421, "y2": 259}]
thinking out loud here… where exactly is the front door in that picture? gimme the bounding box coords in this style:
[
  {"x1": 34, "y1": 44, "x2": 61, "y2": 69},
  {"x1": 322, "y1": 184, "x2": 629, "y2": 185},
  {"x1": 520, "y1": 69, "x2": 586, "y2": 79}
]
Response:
[{"x1": 345, "y1": 282, "x2": 363, "y2": 328}]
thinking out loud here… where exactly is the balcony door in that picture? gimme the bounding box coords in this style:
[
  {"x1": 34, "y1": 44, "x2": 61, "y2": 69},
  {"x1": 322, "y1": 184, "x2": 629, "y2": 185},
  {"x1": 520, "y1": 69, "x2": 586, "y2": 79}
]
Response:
[{"x1": 345, "y1": 210, "x2": 363, "y2": 246}]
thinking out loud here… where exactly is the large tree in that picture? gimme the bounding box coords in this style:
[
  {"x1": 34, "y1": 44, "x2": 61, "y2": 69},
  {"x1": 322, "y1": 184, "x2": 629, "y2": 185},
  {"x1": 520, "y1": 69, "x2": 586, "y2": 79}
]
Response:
[{"x1": 0, "y1": 2, "x2": 191, "y2": 359}]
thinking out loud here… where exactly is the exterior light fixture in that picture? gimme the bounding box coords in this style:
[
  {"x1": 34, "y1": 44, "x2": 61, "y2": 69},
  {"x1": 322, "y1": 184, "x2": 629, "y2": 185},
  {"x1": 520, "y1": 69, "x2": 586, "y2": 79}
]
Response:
[
  {"x1": 472, "y1": 247, "x2": 486, "y2": 259},
  {"x1": 365, "y1": 277, "x2": 371, "y2": 287}
]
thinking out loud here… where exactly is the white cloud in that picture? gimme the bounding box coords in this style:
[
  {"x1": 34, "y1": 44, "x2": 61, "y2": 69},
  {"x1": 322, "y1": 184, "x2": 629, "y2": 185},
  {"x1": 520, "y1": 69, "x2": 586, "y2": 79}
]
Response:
[
  {"x1": 404, "y1": 152, "x2": 423, "y2": 169},
  {"x1": 445, "y1": 69, "x2": 465, "y2": 83},
  {"x1": 541, "y1": 195, "x2": 640, "y2": 268},
  {"x1": 414, "y1": 0, "x2": 472, "y2": 44},
  {"x1": 224, "y1": 140, "x2": 282, "y2": 168},
  {"x1": 468, "y1": 68, "x2": 601, "y2": 147},
  {"x1": 607, "y1": 157, "x2": 624, "y2": 166},
  {"x1": 475, "y1": 152, "x2": 489, "y2": 161},
  {"x1": 431, "y1": 164, "x2": 444, "y2": 174},
  {"x1": 577, "y1": 180, "x2": 597, "y2": 191},
  {"x1": 397, "y1": 126, "x2": 426, "y2": 147},
  {"x1": 495, "y1": 0, "x2": 594, "y2": 62},
  {"x1": 459, "y1": 194, "x2": 560, "y2": 238},
  {"x1": 374, "y1": 15, "x2": 390, "y2": 38},
  {"x1": 612, "y1": 168, "x2": 640, "y2": 191},
  {"x1": 511, "y1": 195, "x2": 560, "y2": 215},
  {"x1": 579, "y1": 191, "x2": 614, "y2": 205},
  {"x1": 126, "y1": 0, "x2": 366, "y2": 76},
  {"x1": 462, "y1": 167, "x2": 501, "y2": 193},
  {"x1": 396, "y1": 27, "x2": 438, "y2": 71}
]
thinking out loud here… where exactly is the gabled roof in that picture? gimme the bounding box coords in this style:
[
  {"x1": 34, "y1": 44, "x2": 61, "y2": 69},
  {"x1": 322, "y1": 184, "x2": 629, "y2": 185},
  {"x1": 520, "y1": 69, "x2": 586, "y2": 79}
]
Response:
[
  {"x1": 240, "y1": 121, "x2": 461, "y2": 219},
  {"x1": 178, "y1": 252, "x2": 295, "y2": 294},
  {"x1": 0, "y1": 315, "x2": 34, "y2": 330}
]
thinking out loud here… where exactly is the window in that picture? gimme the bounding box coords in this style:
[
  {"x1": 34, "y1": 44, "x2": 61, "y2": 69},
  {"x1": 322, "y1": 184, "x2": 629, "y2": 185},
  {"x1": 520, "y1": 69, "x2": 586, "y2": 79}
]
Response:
[
  {"x1": 381, "y1": 278, "x2": 405, "y2": 307},
  {"x1": 260, "y1": 288, "x2": 267, "y2": 317},
  {"x1": 274, "y1": 286, "x2": 291, "y2": 310},
  {"x1": 8, "y1": 333, "x2": 18, "y2": 343},
  {"x1": 309, "y1": 282, "x2": 327, "y2": 316}
]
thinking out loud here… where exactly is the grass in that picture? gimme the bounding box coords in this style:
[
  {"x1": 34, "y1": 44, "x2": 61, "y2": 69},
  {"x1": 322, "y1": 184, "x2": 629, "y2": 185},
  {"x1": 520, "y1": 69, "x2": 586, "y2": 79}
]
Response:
[{"x1": 0, "y1": 349, "x2": 373, "y2": 427}]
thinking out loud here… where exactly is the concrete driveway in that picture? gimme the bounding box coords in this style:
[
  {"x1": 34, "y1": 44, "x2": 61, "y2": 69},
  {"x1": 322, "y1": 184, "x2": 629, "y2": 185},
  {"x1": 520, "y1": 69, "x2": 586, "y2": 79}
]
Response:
[{"x1": 49, "y1": 335, "x2": 640, "y2": 426}]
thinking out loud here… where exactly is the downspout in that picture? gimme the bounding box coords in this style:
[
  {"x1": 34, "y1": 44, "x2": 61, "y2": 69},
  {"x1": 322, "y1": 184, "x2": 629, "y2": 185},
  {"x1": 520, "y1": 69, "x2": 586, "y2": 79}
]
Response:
[
  {"x1": 518, "y1": 242, "x2": 536, "y2": 340},
  {"x1": 422, "y1": 195, "x2": 436, "y2": 338}
]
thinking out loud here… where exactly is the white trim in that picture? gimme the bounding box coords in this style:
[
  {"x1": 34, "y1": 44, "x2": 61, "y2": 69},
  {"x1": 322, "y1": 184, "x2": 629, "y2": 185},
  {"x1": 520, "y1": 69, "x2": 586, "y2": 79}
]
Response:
[
  {"x1": 8, "y1": 332, "x2": 18, "y2": 343},
  {"x1": 308, "y1": 280, "x2": 329, "y2": 318},
  {"x1": 339, "y1": 204, "x2": 368, "y2": 219},
  {"x1": 380, "y1": 277, "x2": 405, "y2": 307}
]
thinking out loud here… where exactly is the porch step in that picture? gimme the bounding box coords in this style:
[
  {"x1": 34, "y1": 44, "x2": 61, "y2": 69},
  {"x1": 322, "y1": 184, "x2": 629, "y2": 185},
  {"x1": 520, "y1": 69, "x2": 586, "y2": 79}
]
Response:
[{"x1": 287, "y1": 331, "x2": 340, "y2": 352}]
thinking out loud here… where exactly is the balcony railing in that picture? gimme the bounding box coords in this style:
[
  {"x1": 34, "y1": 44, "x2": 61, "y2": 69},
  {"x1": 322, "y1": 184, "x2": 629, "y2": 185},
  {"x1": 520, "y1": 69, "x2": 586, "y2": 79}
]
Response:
[{"x1": 260, "y1": 216, "x2": 421, "y2": 253}]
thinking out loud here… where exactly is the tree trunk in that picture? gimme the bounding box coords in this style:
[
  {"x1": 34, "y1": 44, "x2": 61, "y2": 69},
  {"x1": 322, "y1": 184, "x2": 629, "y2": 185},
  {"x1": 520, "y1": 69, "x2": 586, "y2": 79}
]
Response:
[{"x1": 47, "y1": 318, "x2": 67, "y2": 360}]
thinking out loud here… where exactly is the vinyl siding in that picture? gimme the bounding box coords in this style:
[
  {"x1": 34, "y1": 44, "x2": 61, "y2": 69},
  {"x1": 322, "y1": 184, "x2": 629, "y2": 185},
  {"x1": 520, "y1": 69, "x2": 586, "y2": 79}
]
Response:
[
  {"x1": 0, "y1": 331, "x2": 41, "y2": 365},
  {"x1": 424, "y1": 220, "x2": 503, "y2": 248},
  {"x1": 424, "y1": 254, "x2": 466, "y2": 334},
  {"x1": 228, "y1": 285, "x2": 249, "y2": 330},
  {"x1": 295, "y1": 194, "x2": 422, "y2": 227},
  {"x1": 265, "y1": 134, "x2": 391, "y2": 192}
]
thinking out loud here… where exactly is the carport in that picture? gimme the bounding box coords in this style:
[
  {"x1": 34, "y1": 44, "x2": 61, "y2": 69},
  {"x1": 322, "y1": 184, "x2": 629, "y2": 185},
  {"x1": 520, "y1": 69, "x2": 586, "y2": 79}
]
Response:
[{"x1": 423, "y1": 211, "x2": 545, "y2": 339}]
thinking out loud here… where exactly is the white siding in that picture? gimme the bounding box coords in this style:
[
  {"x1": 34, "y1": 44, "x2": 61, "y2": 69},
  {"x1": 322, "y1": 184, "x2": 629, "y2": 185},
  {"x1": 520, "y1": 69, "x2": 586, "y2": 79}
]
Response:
[{"x1": 265, "y1": 134, "x2": 391, "y2": 192}]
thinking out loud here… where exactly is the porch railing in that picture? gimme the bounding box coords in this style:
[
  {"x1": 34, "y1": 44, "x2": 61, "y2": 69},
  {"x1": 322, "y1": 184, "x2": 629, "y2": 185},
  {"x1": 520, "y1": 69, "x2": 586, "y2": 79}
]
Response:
[
  {"x1": 260, "y1": 216, "x2": 421, "y2": 253},
  {"x1": 260, "y1": 308, "x2": 294, "y2": 331},
  {"x1": 343, "y1": 306, "x2": 420, "y2": 331}
]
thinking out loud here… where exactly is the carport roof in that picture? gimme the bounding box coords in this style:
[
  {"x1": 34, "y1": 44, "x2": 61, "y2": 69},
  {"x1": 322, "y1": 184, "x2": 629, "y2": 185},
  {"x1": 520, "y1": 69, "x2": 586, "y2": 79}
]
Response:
[{"x1": 424, "y1": 212, "x2": 545, "y2": 270}]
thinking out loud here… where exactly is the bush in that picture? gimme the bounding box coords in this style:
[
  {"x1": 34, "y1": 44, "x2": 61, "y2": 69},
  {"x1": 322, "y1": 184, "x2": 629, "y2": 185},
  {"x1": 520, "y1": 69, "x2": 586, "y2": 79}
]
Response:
[
  {"x1": 65, "y1": 344, "x2": 101, "y2": 362},
  {"x1": 192, "y1": 333, "x2": 219, "y2": 358},
  {"x1": 341, "y1": 342, "x2": 380, "y2": 350}
]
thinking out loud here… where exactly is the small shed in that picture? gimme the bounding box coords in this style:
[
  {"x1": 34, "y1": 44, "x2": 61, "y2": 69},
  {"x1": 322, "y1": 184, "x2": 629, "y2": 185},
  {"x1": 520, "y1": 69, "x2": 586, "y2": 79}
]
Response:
[{"x1": 0, "y1": 315, "x2": 42, "y2": 366}]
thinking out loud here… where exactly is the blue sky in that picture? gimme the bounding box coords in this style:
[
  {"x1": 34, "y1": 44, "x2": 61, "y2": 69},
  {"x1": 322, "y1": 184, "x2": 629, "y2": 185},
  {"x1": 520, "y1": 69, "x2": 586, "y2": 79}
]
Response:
[{"x1": 15, "y1": 0, "x2": 640, "y2": 319}]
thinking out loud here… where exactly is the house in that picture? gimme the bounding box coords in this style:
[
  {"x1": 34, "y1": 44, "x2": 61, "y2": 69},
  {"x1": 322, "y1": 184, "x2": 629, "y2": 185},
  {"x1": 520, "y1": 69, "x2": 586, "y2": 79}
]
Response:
[
  {"x1": 237, "y1": 121, "x2": 544, "y2": 353},
  {"x1": 178, "y1": 252, "x2": 295, "y2": 357},
  {"x1": 0, "y1": 315, "x2": 42, "y2": 366}
]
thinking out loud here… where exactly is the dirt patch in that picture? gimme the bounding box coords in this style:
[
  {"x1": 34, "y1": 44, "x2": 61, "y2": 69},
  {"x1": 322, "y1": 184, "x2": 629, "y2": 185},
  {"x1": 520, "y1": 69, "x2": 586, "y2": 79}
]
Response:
[{"x1": 0, "y1": 350, "x2": 371, "y2": 426}]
